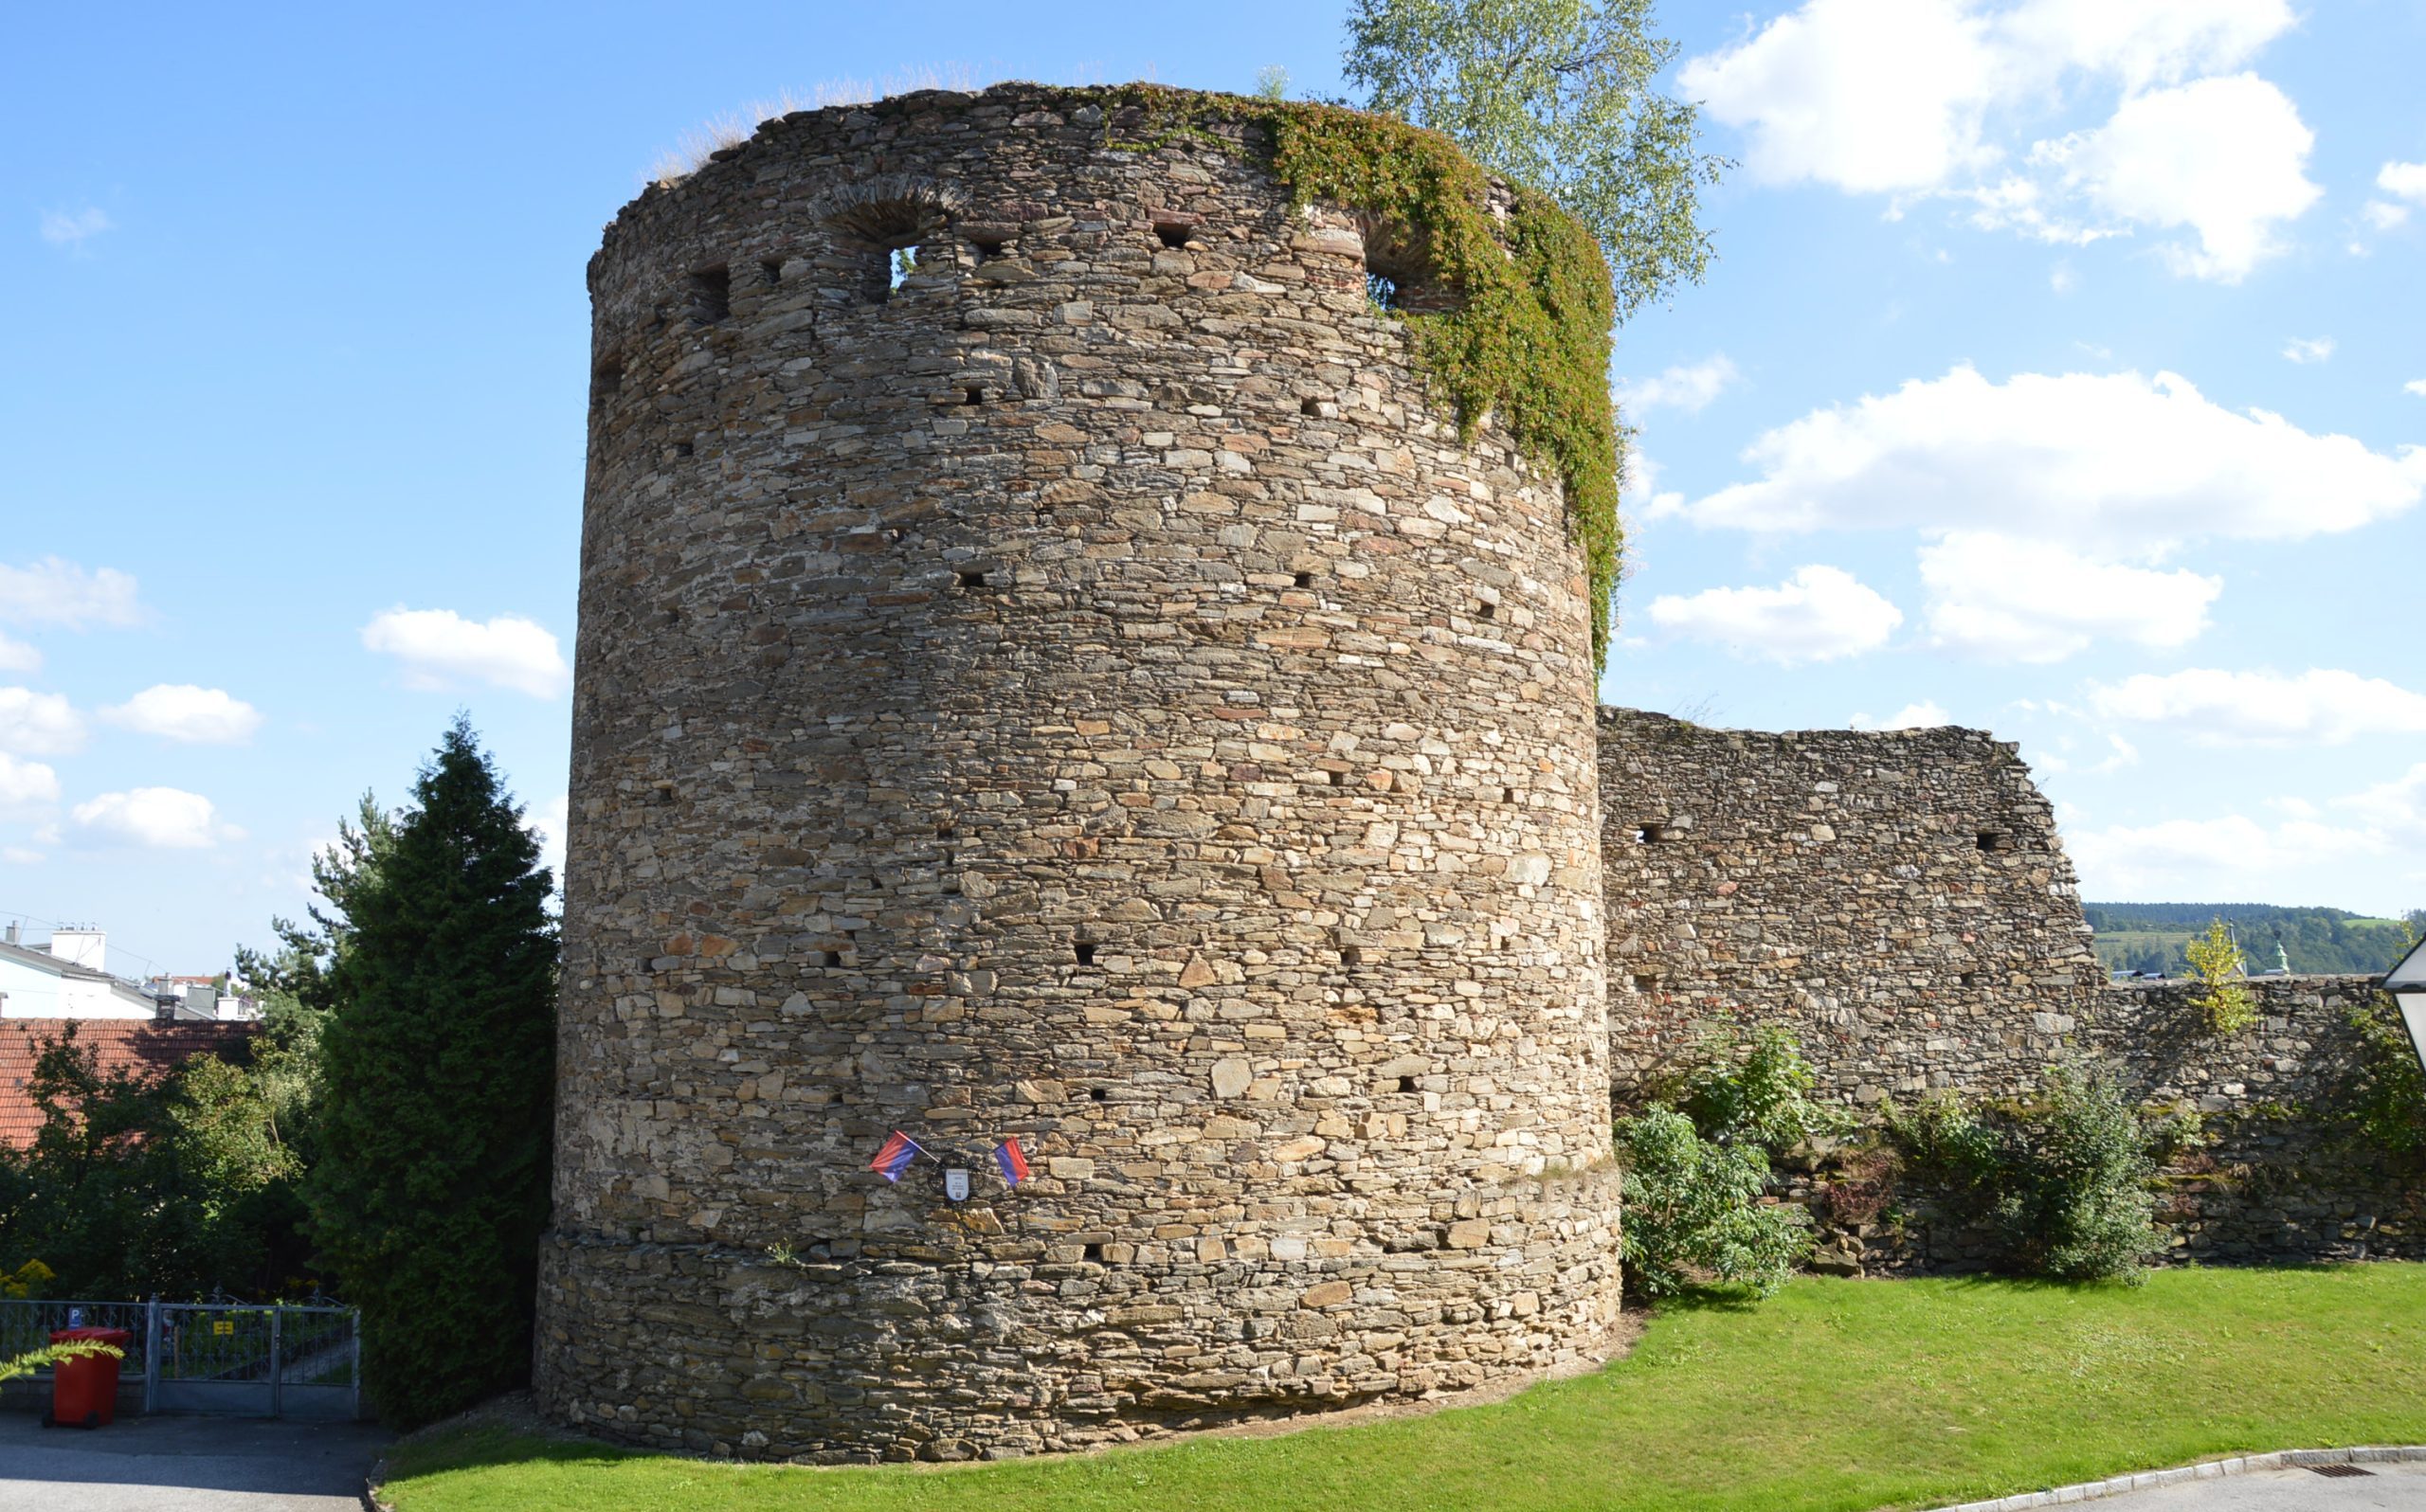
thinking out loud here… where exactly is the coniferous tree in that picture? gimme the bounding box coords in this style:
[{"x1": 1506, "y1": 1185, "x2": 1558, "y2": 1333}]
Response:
[{"x1": 307, "y1": 718, "x2": 556, "y2": 1428}]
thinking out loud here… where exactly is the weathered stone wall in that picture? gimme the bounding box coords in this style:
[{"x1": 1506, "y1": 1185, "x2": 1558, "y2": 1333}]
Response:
[
  {"x1": 1804, "y1": 977, "x2": 2425, "y2": 1273},
  {"x1": 1597, "y1": 710, "x2": 2102, "y2": 1106},
  {"x1": 1595, "y1": 711, "x2": 2419, "y2": 1271},
  {"x1": 538, "y1": 84, "x2": 1621, "y2": 1464}
]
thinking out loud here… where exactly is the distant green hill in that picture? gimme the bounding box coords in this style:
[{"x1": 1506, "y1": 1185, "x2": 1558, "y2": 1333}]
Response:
[{"x1": 2084, "y1": 902, "x2": 2420, "y2": 978}]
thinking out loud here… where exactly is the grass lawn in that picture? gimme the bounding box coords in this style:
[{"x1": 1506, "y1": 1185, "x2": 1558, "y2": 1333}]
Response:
[{"x1": 380, "y1": 1265, "x2": 2426, "y2": 1512}]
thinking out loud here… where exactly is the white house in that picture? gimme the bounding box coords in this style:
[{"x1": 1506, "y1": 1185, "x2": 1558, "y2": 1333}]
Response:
[{"x1": 0, "y1": 925, "x2": 169, "y2": 1019}]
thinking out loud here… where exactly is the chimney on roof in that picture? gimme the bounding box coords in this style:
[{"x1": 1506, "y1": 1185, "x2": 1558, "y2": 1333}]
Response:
[{"x1": 2, "y1": 921, "x2": 15, "y2": 947}]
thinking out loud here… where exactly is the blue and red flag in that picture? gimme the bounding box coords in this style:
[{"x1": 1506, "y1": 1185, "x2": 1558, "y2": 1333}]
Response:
[
  {"x1": 994, "y1": 1136, "x2": 1030, "y2": 1185},
  {"x1": 869, "y1": 1130, "x2": 923, "y2": 1182}
]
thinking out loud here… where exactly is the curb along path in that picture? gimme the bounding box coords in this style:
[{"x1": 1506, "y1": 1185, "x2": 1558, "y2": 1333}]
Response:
[{"x1": 1932, "y1": 1447, "x2": 2426, "y2": 1511}]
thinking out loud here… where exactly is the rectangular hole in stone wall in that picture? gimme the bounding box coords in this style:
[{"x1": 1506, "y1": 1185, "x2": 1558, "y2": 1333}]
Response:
[
  {"x1": 1154, "y1": 221, "x2": 1196, "y2": 249},
  {"x1": 957, "y1": 569, "x2": 988, "y2": 590},
  {"x1": 758, "y1": 259, "x2": 783, "y2": 286},
  {"x1": 936, "y1": 822, "x2": 957, "y2": 838},
  {"x1": 688, "y1": 266, "x2": 732, "y2": 324},
  {"x1": 594, "y1": 359, "x2": 624, "y2": 396},
  {"x1": 1397, "y1": 1075, "x2": 1418, "y2": 1093},
  {"x1": 964, "y1": 386, "x2": 987, "y2": 405},
  {"x1": 672, "y1": 441, "x2": 695, "y2": 459},
  {"x1": 1632, "y1": 974, "x2": 1659, "y2": 993},
  {"x1": 1300, "y1": 396, "x2": 1324, "y2": 417},
  {"x1": 1978, "y1": 831, "x2": 2012, "y2": 853},
  {"x1": 1637, "y1": 823, "x2": 1666, "y2": 844},
  {"x1": 1502, "y1": 786, "x2": 1518, "y2": 804},
  {"x1": 889, "y1": 246, "x2": 922, "y2": 292},
  {"x1": 1339, "y1": 945, "x2": 1363, "y2": 967},
  {"x1": 822, "y1": 950, "x2": 842, "y2": 968},
  {"x1": 1477, "y1": 600, "x2": 1495, "y2": 620},
  {"x1": 1074, "y1": 941, "x2": 1097, "y2": 965},
  {"x1": 1082, "y1": 1242, "x2": 1104, "y2": 1261},
  {"x1": 1960, "y1": 972, "x2": 1981, "y2": 987},
  {"x1": 1091, "y1": 1087, "x2": 1109, "y2": 1102},
  {"x1": 1328, "y1": 770, "x2": 1346, "y2": 786},
  {"x1": 969, "y1": 237, "x2": 1009, "y2": 262},
  {"x1": 1294, "y1": 570, "x2": 1314, "y2": 588}
]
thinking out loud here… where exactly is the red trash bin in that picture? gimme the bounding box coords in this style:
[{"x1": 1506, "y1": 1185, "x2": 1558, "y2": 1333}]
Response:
[{"x1": 46, "y1": 1327, "x2": 132, "y2": 1429}]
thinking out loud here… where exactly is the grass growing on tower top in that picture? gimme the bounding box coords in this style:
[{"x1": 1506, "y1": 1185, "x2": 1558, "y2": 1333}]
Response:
[{"x1": 379, "y1": 1266, "x2": 2426, "y2": 1512}]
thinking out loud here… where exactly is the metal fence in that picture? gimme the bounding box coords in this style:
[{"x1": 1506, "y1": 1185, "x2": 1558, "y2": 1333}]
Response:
[{"x1": 1, "y1": 1298, "x2": 359, "y2": 1420}]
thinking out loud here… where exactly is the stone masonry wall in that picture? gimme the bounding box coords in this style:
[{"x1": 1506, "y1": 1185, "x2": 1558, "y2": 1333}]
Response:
[
  {"x1": 1809, "y1": 977, "x2": 2425, "y2": 1273},
  {"x1": 1598, "y1": 710, "x2": 2102, "y2": 1106},
  {"x1": 537, "y1": 85, "x2": 1621, "y2": 1465},
  {"x1": 1592, "y1": 711, "x2": 2420, "y2": 1270}
]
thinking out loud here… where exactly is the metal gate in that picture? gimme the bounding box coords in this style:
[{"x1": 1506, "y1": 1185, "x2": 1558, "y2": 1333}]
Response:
[{"x1": 149, "y1": 1302, "x2": 360, "y2": 1419}]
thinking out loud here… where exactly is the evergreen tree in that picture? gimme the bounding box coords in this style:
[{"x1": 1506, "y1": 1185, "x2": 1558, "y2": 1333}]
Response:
[{"x1": 307, "y1": 718, "x2": 556, "y2": 1428}]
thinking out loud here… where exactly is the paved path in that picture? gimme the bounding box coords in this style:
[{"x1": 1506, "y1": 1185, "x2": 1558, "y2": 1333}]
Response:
[
  {"x1": 2103, "y1": 1462, "x2": 2426, "y2": 1510},
  {"x1": 0, "y1": 1413, "x2": 390, "y2": 1511}
]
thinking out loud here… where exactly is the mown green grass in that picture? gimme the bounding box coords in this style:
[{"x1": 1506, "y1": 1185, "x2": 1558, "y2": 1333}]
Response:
[{"x1": 381, "y1": 1266, "x2": 2426, "y2": 1512}]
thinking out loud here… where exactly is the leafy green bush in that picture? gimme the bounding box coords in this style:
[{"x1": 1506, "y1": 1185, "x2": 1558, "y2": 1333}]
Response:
[
  {"x1": 1680, "y1": 1025, "x2": 1846, "y2": 1154},
  {"x1": 1891, "y1": 1063, "x2": 2171, "y2": 1283},
  {"x1": 1615, "y1": 1027, "x2": 1832, "y2": 1298},
  {"x1": 2342, "y1": 990, "x2": 2426, "y2": 1156},
  {"x1": 1614, "y1": 1109, "x2": 1811, "y2": 1298}
]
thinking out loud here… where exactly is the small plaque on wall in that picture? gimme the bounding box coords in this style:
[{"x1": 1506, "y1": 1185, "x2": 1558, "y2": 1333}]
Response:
[{"x1": 944, "y1": 1168, "x2": 971, "y2": 1202}]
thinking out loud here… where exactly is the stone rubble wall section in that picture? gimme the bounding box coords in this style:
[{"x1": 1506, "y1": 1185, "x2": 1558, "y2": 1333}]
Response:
[
  {"x1": 536, "y1": 83, "x2": 1621, "y2": 1465},
  {"x1": 1596, "y1": 710, "x2": 2103, "y2": 1106}
]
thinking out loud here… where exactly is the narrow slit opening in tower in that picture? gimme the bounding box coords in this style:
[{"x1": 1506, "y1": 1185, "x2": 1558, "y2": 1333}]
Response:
[
  {"x1": 1327, "y1": 770, "x2": 1346, "y2": 786},
  {"x1": 957, "y1": 569, "x2": 988, "y2": 590},
  {"x1": 1074, "y1": 941, "x2": 1097, "y2": 965},
  {"x1": 594, "y1": 358, "x2": 624, "y2": 397},
  {"x1": 758, "y1": 259, "x2": 783, "y2": 286},
  {"x1": 688, "y1": 266, "x2": 732, "y2": 324},
  {"x1": 1638, "y1": 822, "x2": 1666, "y2": 844},
  {"x1": 1090, "y1": 1086, "x2": 1109, "y2": 1102},
  {"x1": 936, "y1": 822, "x2": 956, "y2": 838},
  {"x1": 890, "y1": 246, "x2": 921, "y2": 291},
  {"x1": 964, "y1": 387, "x2": 986, "y2": 405},
  {"x1": 672, "y1": 441, "x2": 695, "y2": 459},
  {"x1": 1397, "y1": 1075, "x2": 1418, "y2": 1093},
  {"x1": 822, "y1": 950, "x2": 842, "y2": 968},
  {"x1": 1960, "y1": 972, "x2": 1981, "y2": 988},
  {"x1": 1082, "y1": 1242, "x2": 1104, "y2": 1261},
  {"x1": 1978, "y1": 830, "x2": 2012, "y2": 853},
  {"x1": 1477, "y1": 600, "x2": 1495, "y2": 620},
  {"x1": 1632, "y1": 973, "x2": 1658, "y2": 993},
  {"x1": 1294, "y1": 570, "x2": 1314, "y2": 588},
  {"x1": 1300, "y1": 396, "x2": 1324, "y2": 417},
  {"x1": 969, "y1": 235, "x2": 1010, "y2": 262},
  {"x1": 1153, "y1": 219, "x2": 1197, "y2": 249},
  {"x1": 1367, "y1": 273, "x2": 1402, "y2": 311},
  {"x1": 1339, "y1": 945, "x2": 1363, "y2": 967},
  {"x1": 1503, "y1": 786, "x2": 1517, "y2": 804}
]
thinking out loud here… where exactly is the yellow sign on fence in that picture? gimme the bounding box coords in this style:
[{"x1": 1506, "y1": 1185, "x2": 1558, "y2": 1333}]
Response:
[{"x1": 212, "y1": 1321, "x2": 233, "y2": 1337}]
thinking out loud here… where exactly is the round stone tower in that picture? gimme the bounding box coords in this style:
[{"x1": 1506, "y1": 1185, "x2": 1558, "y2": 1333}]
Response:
[{"x1": 536, "y1": 83, "x2": 1620, "y2": 1463}]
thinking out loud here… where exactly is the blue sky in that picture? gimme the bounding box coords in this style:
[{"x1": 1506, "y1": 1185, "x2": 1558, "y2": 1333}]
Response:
[{"x1": 4, "y1": 1, "x2": 2421, "y2": 977}]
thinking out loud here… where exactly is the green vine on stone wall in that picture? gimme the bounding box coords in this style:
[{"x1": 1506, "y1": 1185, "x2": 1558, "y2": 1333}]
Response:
[{"x1": 1087, "y1": 86, "x2": 1626, "y2": 667}]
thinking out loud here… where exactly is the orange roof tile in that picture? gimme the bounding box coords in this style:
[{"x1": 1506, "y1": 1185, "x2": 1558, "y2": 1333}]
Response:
[{"x1": 0, "y1": 1018, "x2": 259, "y2": 1147}]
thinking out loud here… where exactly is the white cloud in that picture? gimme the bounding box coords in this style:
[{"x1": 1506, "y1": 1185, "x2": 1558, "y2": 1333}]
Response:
[
  {"x1": 100, "y1": 684, "x2": 263, "y2": 745},
  {"x1": 2088, "y1": 668, "x2": 2426, "y2": 746},
  {"x1": 1659, "y1": 365, "x2": 2426, "y2": 554},
  {"x1": 1680, "y1": 0, "x2": 2002, "y2": 195},
  {"x1": 38, "y1": 207, "x2": 113, "y2": 247},
  {"x1": 529, "y1": 793, "x2": 570, "y2": 883},
  {"x1": 0, "y1": 688, "x2": 85, "y2": 757},
  {"x1": 0, "y1": 557, "x2": 144, "y2": 629},
  {"x1": 1919, "y1": 532, "x2": 2218, "y2": 661},
  {"x1": 0, "y1": 846, "x2": 40, "y2": 866},
  {"x1": 1647, "y1": 565, "x2": 1902, "y2": 664},
  {"x1": 1851, "y1": 700, "x2": 1949, "y2": 730},
  {"x1": 0, "y1": 753, "x2": 61, "y2": 815},
  {"x1": 1620, "y1": 354, "x2": 1743, "y2": 416},
  {"x1": 2281, "y1": 336, "x2": 2333, "y2": 365},
  {"x1": 2068, "y1": 811, "x2": 2383, "y2": 898},
  {"x1": 2380, "y1": 161, "x2": 2426, "y2": 206},
  {"x1": 0, "y1": 634, "x2": 38, "y2": 675},
  {"x1": 71, "y1": 787, "x2": 242, "y2": 849},
  {"x1": 2339, "y1": 763, "x2": 2426, "y2": 843},
  {"x1": 1679, "y1": 3, "x2": 2311, "y2": 279},
  {"x1": 2032, "y1": 75, "x2": 2318, "y2": 281},
  {"x1": 2406, "y1": 380, "x2": 2426, "y2": 400},
  {"x1": 2363, "y1": 201, "x2": 2411, "y2": 231},
  {"x1": 361, "y1": 608, "x2": 570, "y2": 699}
]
